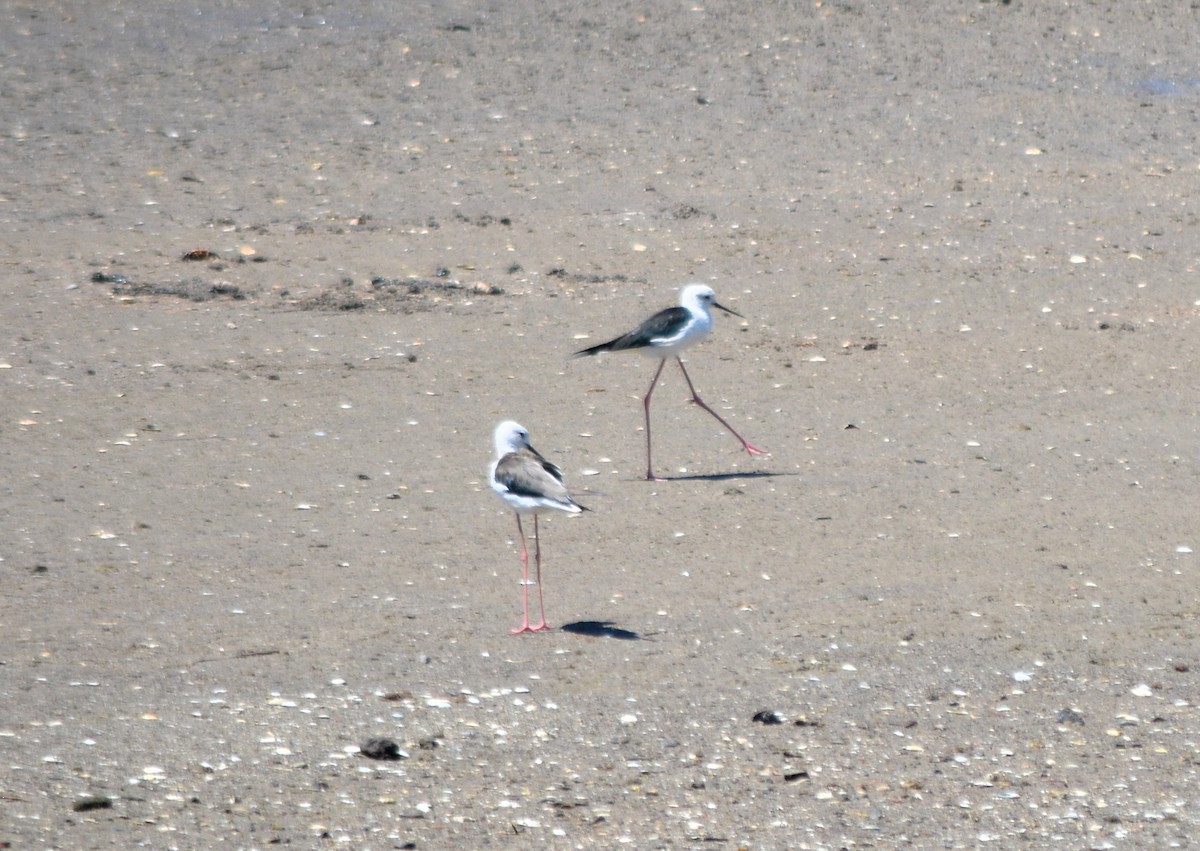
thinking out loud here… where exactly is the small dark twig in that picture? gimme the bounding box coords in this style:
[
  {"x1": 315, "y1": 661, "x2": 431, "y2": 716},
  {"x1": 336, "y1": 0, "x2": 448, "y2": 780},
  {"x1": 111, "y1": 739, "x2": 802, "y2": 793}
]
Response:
[{"x1": 189, "y1": 649, "x2": 282, "y2": 667}]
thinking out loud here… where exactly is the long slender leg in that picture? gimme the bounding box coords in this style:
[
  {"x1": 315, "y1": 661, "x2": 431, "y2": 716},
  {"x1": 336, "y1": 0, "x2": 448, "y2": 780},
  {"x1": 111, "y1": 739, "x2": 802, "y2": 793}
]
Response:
[
  {"x1": 510, "y1": 513, "x2": 534, "y2": 634},
  {"x1": 529, "y1": 514, "x2": 550, "y2": 631},
  {"x1": 643, "y1": 358, "x2": 668, "y2": 481},
  {"x1": 676, "y1": 357, "x2": 766, "y2": 456}
]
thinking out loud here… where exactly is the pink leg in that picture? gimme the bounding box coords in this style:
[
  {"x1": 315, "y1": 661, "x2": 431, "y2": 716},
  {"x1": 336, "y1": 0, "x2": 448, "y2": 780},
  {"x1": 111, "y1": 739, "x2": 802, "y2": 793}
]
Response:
[
  {"x1": 528, "y1": 514, "x2": 550, "y2": 631},
  {"x1": 509, "y1": 513, "x2": 535, "y2": 634},
  {"x1": 676, "y1": 358, "x2": 766, "y2": 456},
  {"x1": 643, "y1": 358, "x2": 668, "y2": 481}
]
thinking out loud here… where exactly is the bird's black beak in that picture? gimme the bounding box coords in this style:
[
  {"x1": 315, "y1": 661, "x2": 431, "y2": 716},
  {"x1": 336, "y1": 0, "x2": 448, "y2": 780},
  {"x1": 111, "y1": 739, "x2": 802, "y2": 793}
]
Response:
[{"x1": 713, "y1": 300, "x2": 743, "y2": 319}]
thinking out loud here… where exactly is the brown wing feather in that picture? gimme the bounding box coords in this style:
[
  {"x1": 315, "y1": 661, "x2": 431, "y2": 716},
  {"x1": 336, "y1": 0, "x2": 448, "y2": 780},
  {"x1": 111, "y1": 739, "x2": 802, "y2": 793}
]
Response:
[{"x1": 494, "y1": 451, "x2": 576, "y2": 505}]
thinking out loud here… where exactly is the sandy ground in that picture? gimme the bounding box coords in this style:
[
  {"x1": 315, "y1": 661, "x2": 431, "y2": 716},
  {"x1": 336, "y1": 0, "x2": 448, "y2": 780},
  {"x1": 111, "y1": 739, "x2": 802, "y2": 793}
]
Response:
[{"x1": 3, "y1": 1, "x2": 1200, "y2": 847}]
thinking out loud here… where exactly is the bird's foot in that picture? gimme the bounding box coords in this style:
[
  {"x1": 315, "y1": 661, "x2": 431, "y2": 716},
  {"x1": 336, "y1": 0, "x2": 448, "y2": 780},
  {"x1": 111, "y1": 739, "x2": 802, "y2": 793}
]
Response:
[
  {"x1": 510, "y1": 622, "x2": 552, "y2": 634},
  {"x1": 742, "y1": 441, "x2": 767, "y2": 456}
]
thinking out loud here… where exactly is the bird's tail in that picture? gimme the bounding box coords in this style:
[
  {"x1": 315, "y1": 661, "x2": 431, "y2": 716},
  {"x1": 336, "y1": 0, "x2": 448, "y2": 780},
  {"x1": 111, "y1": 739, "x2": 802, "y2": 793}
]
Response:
[{"x1": 572, "y1": 340, "x2": 613, "y2": 358}]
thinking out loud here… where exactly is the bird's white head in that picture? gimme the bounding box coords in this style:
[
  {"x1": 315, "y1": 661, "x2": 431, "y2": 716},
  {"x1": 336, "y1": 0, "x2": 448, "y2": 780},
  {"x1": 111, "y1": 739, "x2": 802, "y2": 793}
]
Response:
[
  {"x1": 494, "y1": 419, "x2": 531, "y2": 457},
  {"x1": 680, "y1": 283, "x2": 743, "y2": 318}
]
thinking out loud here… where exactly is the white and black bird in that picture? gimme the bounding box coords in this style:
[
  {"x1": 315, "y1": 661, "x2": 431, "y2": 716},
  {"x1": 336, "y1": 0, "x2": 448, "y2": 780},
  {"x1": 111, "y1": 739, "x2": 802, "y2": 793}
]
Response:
[
  {"x1": 489, "y1": 420, "x2": 586, "y2": 633},
  {"x1": 574, "y1": 284, "x2": 765, "y2": 480}
]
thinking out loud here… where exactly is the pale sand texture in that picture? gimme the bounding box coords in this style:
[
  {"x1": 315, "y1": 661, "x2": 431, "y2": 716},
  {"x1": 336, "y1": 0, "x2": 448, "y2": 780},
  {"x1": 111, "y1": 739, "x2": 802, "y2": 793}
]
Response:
[{"x1": 2, "y1": 2, "x2": 1199, "y2": 847}]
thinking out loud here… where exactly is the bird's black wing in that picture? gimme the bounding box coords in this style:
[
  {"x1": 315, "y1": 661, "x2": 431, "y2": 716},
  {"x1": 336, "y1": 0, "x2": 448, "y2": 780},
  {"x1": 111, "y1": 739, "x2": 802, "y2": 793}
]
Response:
[{"x1": 574, "y1": 305, "x2": 689, "y2": 356}]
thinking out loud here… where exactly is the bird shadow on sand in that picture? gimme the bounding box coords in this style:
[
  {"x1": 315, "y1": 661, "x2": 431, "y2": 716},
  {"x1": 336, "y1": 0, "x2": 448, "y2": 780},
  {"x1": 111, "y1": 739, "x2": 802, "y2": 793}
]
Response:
[
  {"x1": 650, "y1": 469, "x2": 795, "y2": 483},
  {"x1": 560, "y1": 620, "x2": 643, "y2": 640}
]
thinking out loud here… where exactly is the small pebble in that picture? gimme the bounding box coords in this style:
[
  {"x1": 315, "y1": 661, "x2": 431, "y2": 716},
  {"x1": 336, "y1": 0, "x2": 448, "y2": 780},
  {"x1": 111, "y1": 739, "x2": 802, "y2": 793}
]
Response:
[
  {"x1": 1057, "y1": 708, "x2": 1086, "y2": 726},
  {"x1": 73, "y1": 796, "x2": 113, "y2": 812},
  {"x1": 359, "y1": 737, "x2": 407, "y2": 761}
]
